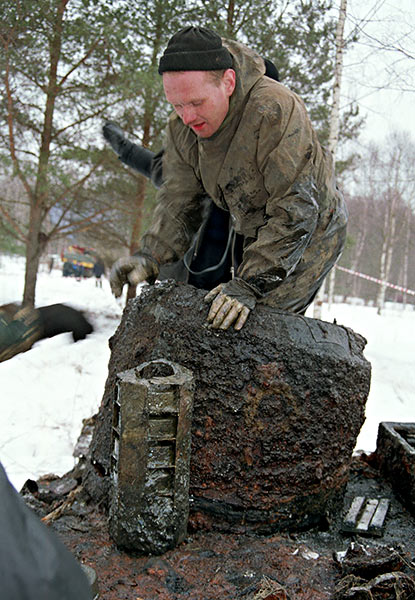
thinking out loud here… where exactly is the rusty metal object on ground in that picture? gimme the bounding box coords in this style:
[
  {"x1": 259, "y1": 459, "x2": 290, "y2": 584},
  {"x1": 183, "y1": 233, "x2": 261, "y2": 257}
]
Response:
[
  {"x1": 88, "y1": 281, "x2": 371, "y2": 534},
  {"x1": 108, "y1": 359, "x2": 194, "y2": 553},
  {"x1": 341, "y1": 496, "x2": 390, "y2": 537},
  {"x1": 376, "y1": 422, "x2": 415, "y2": 516}
]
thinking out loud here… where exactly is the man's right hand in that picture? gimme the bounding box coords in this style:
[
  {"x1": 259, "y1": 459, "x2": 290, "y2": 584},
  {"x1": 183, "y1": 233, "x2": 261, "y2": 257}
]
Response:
[
  {"x1": 110, "y1": 254, "x2": 159, "y2": 298},
  {"x1": 103, "y1": 121, "x2": 126, "y2": 156}
]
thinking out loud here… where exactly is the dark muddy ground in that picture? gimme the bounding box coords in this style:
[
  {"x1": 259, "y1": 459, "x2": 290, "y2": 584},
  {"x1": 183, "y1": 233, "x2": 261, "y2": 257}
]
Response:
[{"x1": 21, "y1": 452, "x2": 415, "y2": 600}]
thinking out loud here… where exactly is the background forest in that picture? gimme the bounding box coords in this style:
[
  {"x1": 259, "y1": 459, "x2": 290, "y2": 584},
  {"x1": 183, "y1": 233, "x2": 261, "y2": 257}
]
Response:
[{"x1": 1, "y1": 0, "x2": 414, "y2": 312}]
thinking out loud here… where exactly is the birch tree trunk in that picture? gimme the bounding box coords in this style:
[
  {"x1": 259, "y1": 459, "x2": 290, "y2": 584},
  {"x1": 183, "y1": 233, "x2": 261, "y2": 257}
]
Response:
[
  {"x1": 351, "y1": 229, "x2": 366, "y2": 298},
  {"x1": 376, "y1": 222, "x2": 388, "y2": 315},
  {"x1": 376, "y1": 187, "x2": 398, "y2": 314},
  {"x1": 350, "y1": 199, "x2": 369, "y2": 299},
  {"x1": 314, "y1": 0, "x2": 347, "y2": 318},
  {"x1": 401, "y1": 204, "x2": 412, "y2": 307},
  {"x1": 327, "y1": 0, "x2": 347, "y2": 160}
]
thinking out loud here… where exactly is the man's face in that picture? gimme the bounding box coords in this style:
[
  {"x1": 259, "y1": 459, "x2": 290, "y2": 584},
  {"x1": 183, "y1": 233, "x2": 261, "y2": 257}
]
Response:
[{"x1": 163, "y1": 69, "x2": 236, "y2": 138}]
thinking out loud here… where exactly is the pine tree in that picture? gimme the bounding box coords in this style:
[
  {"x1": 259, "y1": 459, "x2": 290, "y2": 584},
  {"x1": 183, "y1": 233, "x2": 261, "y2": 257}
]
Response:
[{"x1": 0, "y1": 0, "x2": 136, "y2": 305}]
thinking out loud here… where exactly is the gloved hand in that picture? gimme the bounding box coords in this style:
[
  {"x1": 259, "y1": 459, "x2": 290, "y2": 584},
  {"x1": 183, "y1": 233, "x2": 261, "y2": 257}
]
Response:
[
  {"x1": 102, "y1": 121, "x2": 126, "y2": 156},
  {"x1": 110, "y1": 253, "x2": 159, "y2": 298},
  {"x1": 204, "y1": 278, "x2": 257, "y2": 331}
]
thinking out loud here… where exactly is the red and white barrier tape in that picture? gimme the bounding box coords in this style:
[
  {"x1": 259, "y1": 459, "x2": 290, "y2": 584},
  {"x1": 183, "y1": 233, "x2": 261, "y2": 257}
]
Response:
[{"x1": 335, "y1": 265, "x2": 415, "y2": 297}]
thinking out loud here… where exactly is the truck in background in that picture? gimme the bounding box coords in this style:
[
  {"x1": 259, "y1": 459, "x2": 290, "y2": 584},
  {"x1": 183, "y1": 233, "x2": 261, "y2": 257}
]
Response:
[{"x1": 61, "y1": 245, "x2": 97, "y2": 278}]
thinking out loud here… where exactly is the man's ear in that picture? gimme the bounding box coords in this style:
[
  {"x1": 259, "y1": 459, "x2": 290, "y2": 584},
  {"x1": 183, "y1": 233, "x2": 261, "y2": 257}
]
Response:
[{"x1": 223, "y1": 68, "x2": 236, "y2": 97}]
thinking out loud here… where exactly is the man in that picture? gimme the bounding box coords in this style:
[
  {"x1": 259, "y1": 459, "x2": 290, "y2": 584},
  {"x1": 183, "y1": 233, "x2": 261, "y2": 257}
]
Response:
[
  {"x1": 109, "y1": 26, "x2": 348, "y2": 330},
  {"x1": 93, "y1": 259, "x2": 105, "y2": 288},
  {"x1": 104, "y1": 58, "x2": 279, "y2": 295}
]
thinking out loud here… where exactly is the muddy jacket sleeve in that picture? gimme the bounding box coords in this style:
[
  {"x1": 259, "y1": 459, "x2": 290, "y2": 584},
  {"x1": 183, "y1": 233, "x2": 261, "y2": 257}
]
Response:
[
  {"x1": 0, "y1": 304, "x2": 93, "y2": 362},
  {"x1": 140, "y1": 123, "x2": 206, "y2": 265},
  {"x1": 0, "y1": 305, "x2": 42, "y2": 362},
  {"x1": 236, "y1": 94, "x2": 332, "y2": 296}
]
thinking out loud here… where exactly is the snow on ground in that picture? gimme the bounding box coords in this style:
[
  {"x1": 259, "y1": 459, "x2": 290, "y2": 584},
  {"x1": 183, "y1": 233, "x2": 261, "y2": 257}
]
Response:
[
  {"x1": 1, "y1": 254, "x2": 414, "y2": 491},
  {"x1": 321, "y1": 300, "x2": 415, "y2": 454},
  {"x1": 0, "y1": 255, "x2": 123, "y2": 491}
]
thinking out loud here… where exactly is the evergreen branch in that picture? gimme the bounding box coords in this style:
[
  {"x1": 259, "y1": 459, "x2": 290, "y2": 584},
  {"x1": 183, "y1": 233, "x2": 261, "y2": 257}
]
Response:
[
  {"x1": 0, "y1": 202, "x2": 27, "y2": 242},
  {"x1": 3, "y1": 51, "x2": 34, "y2": 204}
]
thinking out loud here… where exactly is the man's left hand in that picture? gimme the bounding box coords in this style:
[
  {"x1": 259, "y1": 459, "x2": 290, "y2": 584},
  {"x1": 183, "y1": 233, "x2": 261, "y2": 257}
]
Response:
[{"x1": 204, "y1": 279, "x2": 257, "y2": 331}]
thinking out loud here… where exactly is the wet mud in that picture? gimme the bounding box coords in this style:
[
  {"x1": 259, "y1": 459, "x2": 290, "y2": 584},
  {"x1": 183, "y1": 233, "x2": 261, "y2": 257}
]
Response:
[{"x1": 21, "y1": 453, "x2": 415, "y2": 599}]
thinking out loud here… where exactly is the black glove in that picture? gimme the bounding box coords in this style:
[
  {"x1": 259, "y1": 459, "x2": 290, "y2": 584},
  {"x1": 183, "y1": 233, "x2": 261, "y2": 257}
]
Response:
[
  {"x1": 103, "y1": 121, "x2": 126, "y2": 156},
  {"x1": 110, "y1": 253, "x2": 159, "y2": 298},
  {"x1": 204, "y1": 278, "x2": 257, "y2": 330},
  {"x1": 103, "y1": 121, "x2": 155, "y2": 179},
  {"x1": 37, "y1": 304, "x2": 93, "y2": 342}
]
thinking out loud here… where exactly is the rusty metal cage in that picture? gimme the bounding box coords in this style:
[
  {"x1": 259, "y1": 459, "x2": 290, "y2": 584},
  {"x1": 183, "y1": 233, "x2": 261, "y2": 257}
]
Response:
[{"x1": 109, "y1": 359, "x2": 194, "y2": 554}]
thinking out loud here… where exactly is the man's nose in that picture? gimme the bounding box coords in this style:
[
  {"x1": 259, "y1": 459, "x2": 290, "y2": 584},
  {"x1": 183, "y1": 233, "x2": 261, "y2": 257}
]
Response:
[{"x1": 181, "y1": 105, "x2": 196, "y2": 125}]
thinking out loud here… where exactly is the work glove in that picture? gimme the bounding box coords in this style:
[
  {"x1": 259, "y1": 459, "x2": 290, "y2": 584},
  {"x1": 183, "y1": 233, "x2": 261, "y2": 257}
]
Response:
[
  {"x1": 103, "y1": 121, "x2": 127, "y2": 156},
  {"x1": 110, "y1": 253, "x2": 159, "y2": 298},
  {"x1": 37, "y1": 304, "x2": 93, "y2": 342},
  {"x1": 204, "y1": 278, "x2": 257, "y2": 331}
]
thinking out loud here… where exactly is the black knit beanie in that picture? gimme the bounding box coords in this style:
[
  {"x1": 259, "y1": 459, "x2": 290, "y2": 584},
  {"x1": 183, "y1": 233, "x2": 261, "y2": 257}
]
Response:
[{"x1": 158, "y1": 26, "x2": 233, "y2": 74}]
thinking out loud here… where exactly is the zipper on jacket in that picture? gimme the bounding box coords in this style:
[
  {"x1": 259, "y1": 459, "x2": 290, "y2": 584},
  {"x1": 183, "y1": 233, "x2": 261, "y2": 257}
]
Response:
[{"x1": 230, "y1": 214, "x2": 237, "y2": 279}]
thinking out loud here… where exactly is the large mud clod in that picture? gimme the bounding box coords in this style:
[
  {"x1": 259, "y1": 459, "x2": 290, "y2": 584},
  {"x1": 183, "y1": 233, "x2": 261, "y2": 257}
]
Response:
[{"x1": 85, "y1": 281, "x2": 371, "y2": 534}]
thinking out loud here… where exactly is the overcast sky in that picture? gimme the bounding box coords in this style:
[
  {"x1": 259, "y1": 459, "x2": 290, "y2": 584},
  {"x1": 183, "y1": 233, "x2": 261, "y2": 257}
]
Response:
[{"x1": 340, "y1": 0, "x2": 415, "y2": 145}]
